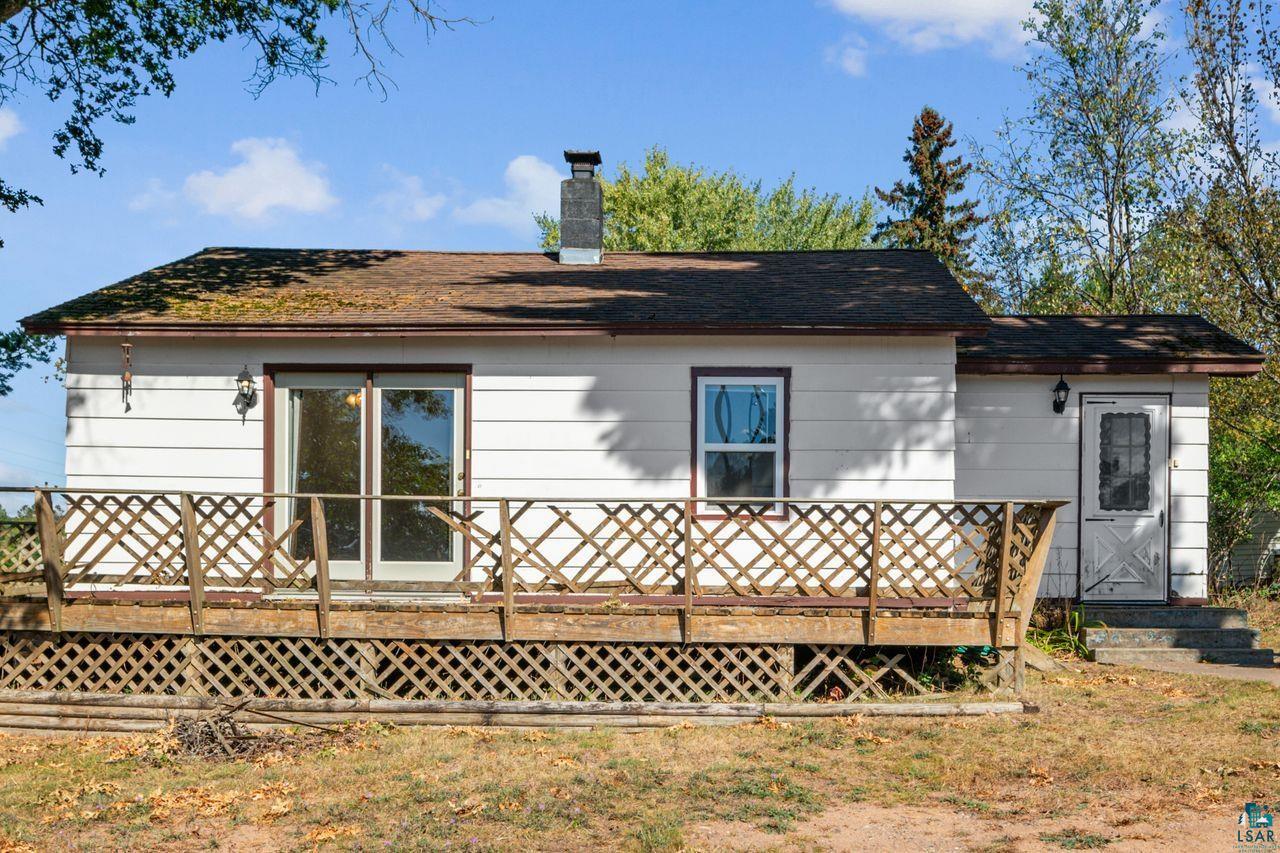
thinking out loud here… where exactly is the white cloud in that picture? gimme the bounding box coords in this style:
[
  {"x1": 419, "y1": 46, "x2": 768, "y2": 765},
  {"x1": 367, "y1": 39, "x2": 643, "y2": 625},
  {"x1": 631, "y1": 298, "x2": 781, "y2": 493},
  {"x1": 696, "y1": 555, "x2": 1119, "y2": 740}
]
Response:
[
  {"x1": 453, "y1": 155, "x2": 561, "y2": 235},
  {"x1": 827, "y1": 35, "x2": 870, "y2": 76},
  {"x1": 0, "y1": 107, "x2": 23, "y2": 150},
  {"x1": 184, "y1": 137, "x2": 336, "y2": 222},
  {"x1": 826, "y1": 0, "x2": 1033, "y2": 54},
  {"x1": 374, "y1": 166, "x2": 447, "y2": 221},
  {"x1": 1251, "y1": 72, "x2": 1280, "y2": 126},
  {"x1": 128, "y1": 177, "x2": 179, "y2": 212},
  {"x1": 829, "y1": 34, "x2": 870, "y2": 76}
]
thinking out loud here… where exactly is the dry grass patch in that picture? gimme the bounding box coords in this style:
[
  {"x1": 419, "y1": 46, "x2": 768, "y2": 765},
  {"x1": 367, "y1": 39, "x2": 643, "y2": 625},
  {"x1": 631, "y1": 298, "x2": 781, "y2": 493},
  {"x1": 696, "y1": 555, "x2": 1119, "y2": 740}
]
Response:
[{"x1": 0, "y1": 665, "x2": 1275, "y2": 850}]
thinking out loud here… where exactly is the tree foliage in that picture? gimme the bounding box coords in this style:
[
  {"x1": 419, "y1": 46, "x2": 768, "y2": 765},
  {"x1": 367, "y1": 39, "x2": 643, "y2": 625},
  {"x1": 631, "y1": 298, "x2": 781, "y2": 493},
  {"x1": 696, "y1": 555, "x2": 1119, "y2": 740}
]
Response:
[
  {"x1": 977, "y1": 0, "x2": 1182, "y2": 313},
  {"x1": 875, "y1": 106, "x2": 991, "y2": 303},
  {"x1": 0, "y1": 0, "x2": 466, "y2": 395},
  {"x1": 1181, "y1": 0, "x2": 1280, "y2": 332},
  {"x1": 536, "y1": 147, "x2": 877, "y2": 252}
]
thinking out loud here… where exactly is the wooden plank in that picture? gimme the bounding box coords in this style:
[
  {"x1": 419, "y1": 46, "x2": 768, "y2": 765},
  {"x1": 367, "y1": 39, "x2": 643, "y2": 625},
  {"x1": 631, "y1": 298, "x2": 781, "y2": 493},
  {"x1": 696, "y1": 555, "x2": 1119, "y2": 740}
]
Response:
[
  {"x1": 500, "y1": 499, "x2": 514, "y2": 641},
  {"x1": 993, "y1": 501, "x2": 1013, "y2": 647},
  {"x1": 0, "y1": 599, "x2": 1010, "y2": 647},
  {"x1": 1013, "y1": 506, "x2": 1059, "y2": 644},
  {"x1": 867, "y1": 501, "x2": 881, "y2": 644},
  {"x1": 312, "y1": 497, "x2": 331, "y2": 639},
  {"x1": 682, "y1": 499, "x2": 694, "y2": 643},
  {"x1": 0, "y1": 689, "x2": 1030, "y2": 723},
  {"x1": 180, "y1": 493, "x2": 204, "y2": 635},
  {"x1": 33, "y1": 489, "x2": 64, "y2": 633}
]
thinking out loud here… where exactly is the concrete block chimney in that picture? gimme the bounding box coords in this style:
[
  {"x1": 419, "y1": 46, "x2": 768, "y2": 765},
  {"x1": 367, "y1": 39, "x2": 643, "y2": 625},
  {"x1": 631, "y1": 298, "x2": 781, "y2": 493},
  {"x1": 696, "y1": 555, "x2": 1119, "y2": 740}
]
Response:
[{"x1": 559, "y1": 150, "x2": 603, "y2": 264}]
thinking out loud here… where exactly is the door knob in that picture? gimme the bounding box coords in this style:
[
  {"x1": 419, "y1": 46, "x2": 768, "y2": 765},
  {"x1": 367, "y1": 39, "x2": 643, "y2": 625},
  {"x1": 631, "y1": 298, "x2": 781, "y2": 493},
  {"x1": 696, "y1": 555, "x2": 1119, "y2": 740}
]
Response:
[{"x1": 1158, "y1": 510, "x2": 1165, "y2": 528}]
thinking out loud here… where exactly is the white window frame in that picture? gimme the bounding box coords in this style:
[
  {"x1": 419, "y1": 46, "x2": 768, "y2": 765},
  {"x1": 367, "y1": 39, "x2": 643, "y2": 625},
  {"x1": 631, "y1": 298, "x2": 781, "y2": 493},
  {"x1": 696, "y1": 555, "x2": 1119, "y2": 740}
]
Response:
[{"x1": 695, "y1": 374, "x2": 786, "y2": 513}]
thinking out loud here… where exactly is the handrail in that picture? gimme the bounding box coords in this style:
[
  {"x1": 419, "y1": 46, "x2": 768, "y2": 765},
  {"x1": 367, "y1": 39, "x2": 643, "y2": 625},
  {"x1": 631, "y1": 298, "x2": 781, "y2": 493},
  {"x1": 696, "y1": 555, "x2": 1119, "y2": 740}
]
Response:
[{"x1": 0, "y1": 485, "x2": 1072, "y2": 507}]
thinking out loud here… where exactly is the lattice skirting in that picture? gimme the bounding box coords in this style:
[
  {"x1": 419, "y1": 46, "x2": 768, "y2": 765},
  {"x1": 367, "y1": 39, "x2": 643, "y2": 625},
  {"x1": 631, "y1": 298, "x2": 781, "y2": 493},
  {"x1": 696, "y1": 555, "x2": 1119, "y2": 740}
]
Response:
[{"x1": 0, "y1": 632, "x2": 1018, "y2": 703}]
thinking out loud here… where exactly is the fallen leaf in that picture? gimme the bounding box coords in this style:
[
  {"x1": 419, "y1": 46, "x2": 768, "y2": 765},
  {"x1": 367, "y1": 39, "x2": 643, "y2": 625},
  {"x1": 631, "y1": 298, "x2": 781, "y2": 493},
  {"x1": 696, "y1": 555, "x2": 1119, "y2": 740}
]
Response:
[
  {"x1": 449, "y1": 797, "x2": 487, "y2": 817},
  {"x1": 304, "y1": 823, "x2": 362, "y2": 845}
]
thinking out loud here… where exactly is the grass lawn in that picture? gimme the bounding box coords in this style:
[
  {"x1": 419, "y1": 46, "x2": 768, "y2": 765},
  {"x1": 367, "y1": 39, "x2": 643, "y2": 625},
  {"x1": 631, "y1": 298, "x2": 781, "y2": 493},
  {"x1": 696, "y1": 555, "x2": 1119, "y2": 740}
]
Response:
[{"x1": 0, "y1": 661, "x2": 1276, "y2": 852}]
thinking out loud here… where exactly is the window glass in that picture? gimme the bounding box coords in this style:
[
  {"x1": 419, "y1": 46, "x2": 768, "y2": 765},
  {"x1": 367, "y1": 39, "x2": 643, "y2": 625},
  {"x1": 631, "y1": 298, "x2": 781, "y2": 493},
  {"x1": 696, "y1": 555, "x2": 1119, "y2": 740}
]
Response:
[
  {"x1": 288, "y1": 388, "x2": 362, "y2": 561},
  {"x1": 698, "y1": 377, "x2": 783, "y2": 503},
  {"x1": 1098, "y1": 412, "x2": 1152, "y2": 511},
  {"x1": 704, "y1": 384, "x2": 777, "y2": 444},
  {"x1": 705, "y1": 451, "x2": 777, "y2": 498},
  {"x1": 380, "y1": 389, "x2": 455, "y2": 562}
]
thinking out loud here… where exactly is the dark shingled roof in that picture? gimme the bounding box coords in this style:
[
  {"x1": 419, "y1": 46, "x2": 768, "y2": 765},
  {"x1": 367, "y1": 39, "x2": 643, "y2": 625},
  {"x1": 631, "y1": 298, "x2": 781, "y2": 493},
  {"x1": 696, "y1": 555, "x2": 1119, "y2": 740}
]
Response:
[
  {"x1": 21, "y1": 247, "x2": 991, "y2": 335},
  {"x1": 957, "y1": 315, "x2": 1264, "y2": 375}
]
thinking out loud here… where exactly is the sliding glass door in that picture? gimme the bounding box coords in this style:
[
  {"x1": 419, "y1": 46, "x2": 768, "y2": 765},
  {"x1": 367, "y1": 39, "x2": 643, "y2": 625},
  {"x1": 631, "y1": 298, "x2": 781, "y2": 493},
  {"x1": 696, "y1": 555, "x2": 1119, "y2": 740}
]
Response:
[
  {"x1": 372, "y1": 373, "x2": 464, "y2": 580},
  {"x1": 273, "y1": 371, "x2": 465, "y2": 582}
]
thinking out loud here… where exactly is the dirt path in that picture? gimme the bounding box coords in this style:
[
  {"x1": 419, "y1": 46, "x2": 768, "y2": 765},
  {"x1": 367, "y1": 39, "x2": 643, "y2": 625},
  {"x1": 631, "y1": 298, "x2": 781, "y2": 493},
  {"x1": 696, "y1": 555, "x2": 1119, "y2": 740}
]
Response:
[{"x1": 688, "y1": 802, "x2": 1238, "y2": 852}]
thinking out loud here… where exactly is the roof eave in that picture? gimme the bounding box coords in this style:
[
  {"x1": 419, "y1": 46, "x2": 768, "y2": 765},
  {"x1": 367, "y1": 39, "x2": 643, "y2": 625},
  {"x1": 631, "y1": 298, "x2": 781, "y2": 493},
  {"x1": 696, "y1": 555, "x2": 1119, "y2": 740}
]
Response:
[
  {"x1": 956, "y1": 356, "x2": 1266, "y2": 377},
  {"x1": 26, "y1": 320, "x2": 992, "y2": 338}
]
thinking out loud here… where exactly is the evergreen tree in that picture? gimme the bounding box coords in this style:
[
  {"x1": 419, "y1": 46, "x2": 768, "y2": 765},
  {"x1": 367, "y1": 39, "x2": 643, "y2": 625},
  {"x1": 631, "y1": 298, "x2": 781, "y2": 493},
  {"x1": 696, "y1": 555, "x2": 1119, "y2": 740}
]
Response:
[{"x1": 875, "y1": 107, "x2": 990, "y2": 300}]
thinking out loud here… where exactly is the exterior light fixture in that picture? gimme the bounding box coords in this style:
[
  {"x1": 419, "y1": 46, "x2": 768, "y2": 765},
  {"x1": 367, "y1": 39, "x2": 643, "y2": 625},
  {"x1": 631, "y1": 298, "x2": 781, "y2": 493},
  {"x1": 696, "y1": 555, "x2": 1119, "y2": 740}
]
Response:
[
  {"x1": 344, "y1": 390, "x2": 362, "y2": 409},
  {"x1": 1051, "y1": 375, "x2": 1071, "y2": 414},
  {"x1": 234, "y1": 366, "x2": 258, "y2": 420}
]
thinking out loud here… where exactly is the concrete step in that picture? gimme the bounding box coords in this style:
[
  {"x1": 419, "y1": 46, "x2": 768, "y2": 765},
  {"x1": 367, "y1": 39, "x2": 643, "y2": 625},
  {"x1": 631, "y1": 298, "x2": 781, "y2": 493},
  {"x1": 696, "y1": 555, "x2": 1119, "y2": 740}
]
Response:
[
  {"x1": 1093, "y1": 647, "x2": 1277, "y2": 667},
  {"x1": 1083, "y1": 626, "x2": 1260, "y2": 649},
  {"x1": 1082, "y1": 606, "x2": 1249, "y2": 629}
]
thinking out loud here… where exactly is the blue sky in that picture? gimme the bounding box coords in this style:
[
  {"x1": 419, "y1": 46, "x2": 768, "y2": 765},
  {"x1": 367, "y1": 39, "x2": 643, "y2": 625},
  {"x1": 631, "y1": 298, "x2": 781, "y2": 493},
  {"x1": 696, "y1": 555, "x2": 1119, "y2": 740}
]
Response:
[{"x1": 0, "y1": 0, "x2": 1043, "y2": 493}]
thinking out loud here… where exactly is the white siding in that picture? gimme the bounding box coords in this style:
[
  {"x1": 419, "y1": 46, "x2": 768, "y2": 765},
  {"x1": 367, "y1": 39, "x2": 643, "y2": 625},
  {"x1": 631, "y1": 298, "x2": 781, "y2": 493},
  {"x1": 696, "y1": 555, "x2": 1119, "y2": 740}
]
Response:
[
  {"x1": 63, "y1": 335, "x2": 958, "y2": 501},
  {"x1": 1228, "y1": 510, "x2": 1280, "y2": 586},
  {"x1": 954, "y1": 374, "x2": 1211, "y2": 599}
]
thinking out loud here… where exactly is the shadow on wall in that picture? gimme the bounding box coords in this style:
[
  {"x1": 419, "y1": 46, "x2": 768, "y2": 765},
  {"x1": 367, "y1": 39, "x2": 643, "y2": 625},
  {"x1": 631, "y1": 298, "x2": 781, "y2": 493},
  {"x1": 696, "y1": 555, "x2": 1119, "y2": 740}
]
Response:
[{"x1": 571, "y1": 356, "x2": 953, "y2": 498}]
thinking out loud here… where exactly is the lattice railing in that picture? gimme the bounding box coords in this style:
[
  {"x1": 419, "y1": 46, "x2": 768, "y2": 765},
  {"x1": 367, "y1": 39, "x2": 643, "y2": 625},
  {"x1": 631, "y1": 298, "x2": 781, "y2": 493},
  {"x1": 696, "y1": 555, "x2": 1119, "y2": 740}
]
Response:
[
  {"x1": 5, "y1": 488, "x2": 1063, "y2": 641},
  {"x1": 0, "y1": 521, "x2": 40, "y2": 577}
]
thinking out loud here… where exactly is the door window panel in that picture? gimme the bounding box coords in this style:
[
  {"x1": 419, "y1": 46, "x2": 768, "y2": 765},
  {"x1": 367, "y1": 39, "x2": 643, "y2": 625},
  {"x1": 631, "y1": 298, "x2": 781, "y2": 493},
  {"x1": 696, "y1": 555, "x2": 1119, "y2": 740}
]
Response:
[
  {"x1": 380, "y1": 389, "x2": 455, "y2": 563},
  {"x1": 288, "y1": 388, "x2": 363, "y2": 561},
  {"x1": 1098, "y1": 412, "x2": 1152, "y2": 511}
]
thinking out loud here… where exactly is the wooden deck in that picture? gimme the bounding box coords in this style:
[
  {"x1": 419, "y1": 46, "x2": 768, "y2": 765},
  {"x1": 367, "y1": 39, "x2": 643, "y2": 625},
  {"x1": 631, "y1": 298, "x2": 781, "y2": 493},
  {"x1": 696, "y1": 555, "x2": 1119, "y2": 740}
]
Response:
[{"x1": 0, "y1": 490, "x2": 1063, "y2": 709}]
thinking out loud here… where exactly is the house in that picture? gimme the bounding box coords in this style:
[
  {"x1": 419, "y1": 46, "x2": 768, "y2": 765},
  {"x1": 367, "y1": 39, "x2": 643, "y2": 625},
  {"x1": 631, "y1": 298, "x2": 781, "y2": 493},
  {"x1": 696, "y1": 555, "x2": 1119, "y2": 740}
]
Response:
[
  {"x1": 1228, "y1": 511, "x2": 1280, "y2": 589},
  {"x1": 0, "y1": 150, "x2": 1267, "y2": 724},
  {"x1": 20, "y1": 150, "x2": 1264, "y2": 605}
]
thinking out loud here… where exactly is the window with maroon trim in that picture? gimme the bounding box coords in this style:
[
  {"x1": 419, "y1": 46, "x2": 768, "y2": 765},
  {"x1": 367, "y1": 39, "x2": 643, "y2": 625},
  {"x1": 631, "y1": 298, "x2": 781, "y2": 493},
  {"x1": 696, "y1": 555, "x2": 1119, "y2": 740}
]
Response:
[{"x1": 694, "y1": 373, "x2": 786, "y2": 508}]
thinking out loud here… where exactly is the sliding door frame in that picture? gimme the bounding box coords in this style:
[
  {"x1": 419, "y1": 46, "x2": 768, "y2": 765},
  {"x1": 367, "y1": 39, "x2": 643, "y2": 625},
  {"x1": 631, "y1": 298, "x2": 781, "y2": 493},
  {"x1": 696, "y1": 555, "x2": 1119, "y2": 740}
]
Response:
[{"x1": 263, "y1": 363, "x2": 473, "y2": 581}]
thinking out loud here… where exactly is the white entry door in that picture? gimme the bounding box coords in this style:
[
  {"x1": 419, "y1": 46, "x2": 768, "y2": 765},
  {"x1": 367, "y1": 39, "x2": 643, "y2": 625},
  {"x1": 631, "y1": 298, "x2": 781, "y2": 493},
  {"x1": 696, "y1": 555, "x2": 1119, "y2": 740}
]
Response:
[{"x1": 1080, "y1": 396, "x2": 1169, "y2": 602}]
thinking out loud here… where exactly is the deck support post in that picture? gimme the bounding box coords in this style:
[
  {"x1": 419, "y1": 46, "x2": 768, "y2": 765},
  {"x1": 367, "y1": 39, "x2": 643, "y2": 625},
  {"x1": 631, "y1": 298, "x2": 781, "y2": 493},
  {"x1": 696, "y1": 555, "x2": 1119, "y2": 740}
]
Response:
[
  {"x1": 311, "y1": 497, "x2": 331, "y2": 640},
  {"x1": 681, "y1": 500, "x2": 695, "y2": 644},
  {"x1": 180, "y1": 493, "x2": 204, "y2": 636},
  {"x1": 993, "y1": 501, "x2": 1014, "y2": 648},
  {"x1": 33, "y1": 489, "x2": 64, "y2": 634},
  {"x1": 500, "y1": 499, "x2": 515, "y2": 641},
  {"x1": 866, "y1": 501, "x2": 882, "y2": 645}
]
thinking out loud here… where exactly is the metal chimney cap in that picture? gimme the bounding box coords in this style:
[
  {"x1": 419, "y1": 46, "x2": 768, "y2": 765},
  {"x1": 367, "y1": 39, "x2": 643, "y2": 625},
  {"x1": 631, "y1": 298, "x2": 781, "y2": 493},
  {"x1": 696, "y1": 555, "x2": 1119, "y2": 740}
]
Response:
[{"x1": 563, "y1": 150, "x2": 602, "y2": 167}]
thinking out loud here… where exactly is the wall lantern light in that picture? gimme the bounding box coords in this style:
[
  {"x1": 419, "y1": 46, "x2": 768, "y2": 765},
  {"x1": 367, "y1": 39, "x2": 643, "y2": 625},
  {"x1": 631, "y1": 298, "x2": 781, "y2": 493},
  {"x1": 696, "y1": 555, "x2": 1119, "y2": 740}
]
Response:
[
  {"x1": 1051, "y1": 375, "x2": 1071, "y2": 414},
  {"x1": 234, "y1": 366, "x2": 258, "y2": 421}
]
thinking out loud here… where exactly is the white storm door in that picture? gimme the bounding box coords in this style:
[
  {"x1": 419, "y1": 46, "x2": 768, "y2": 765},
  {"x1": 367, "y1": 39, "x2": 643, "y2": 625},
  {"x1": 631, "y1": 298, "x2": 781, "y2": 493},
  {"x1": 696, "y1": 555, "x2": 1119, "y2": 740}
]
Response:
[
  {"x1": 1080, "y1": 396, "x2": 1169, "y2": 602},
  {"x1": 370, "y1": 373, "x2": 465, "y2": 582}
]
